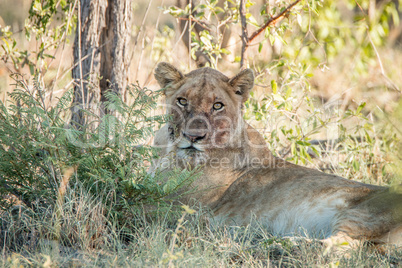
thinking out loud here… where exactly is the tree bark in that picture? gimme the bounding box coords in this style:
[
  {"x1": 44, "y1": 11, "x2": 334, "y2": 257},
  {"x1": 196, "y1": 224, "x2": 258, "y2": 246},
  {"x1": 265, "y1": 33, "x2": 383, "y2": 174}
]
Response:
[
  {"x1": 71, "y1": 0, "x2": 132, "y2": 128},
  {"x1": 100, "y1": 0, "x2": 131, "y2": 105}
]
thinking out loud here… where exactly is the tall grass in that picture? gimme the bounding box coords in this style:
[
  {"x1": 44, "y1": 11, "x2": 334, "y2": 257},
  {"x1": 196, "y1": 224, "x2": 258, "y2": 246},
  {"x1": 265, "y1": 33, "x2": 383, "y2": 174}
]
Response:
[{"x1": 2, "y1": 188, "x2": 401, "y2": 266}]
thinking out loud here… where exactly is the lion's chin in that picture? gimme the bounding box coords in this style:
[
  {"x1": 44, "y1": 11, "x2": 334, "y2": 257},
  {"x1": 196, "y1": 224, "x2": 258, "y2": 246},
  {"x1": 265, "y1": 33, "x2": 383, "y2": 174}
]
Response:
[
  {"x1": 176, "y1": 141, "x2": 208, "y2": 164},
  {"x1": 176, "y1": 147, "x2": 209, "y2": 166}
]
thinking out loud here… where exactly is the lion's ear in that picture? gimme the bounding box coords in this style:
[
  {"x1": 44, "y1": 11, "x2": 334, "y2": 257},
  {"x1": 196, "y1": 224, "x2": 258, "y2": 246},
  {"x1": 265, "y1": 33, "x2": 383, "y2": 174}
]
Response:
[
  {"x1": 229, "y1": 69, "x2": 254, "y2": 102},
  {"x1": 154, "y1": 62, "x2": 184, "y2": 90}
]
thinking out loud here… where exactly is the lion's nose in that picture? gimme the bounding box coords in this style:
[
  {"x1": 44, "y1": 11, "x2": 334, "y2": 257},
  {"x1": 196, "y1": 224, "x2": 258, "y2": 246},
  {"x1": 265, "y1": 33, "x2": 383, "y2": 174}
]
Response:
[{"x1": 182, "y1": 132, "x2": 206, "y2": 143}]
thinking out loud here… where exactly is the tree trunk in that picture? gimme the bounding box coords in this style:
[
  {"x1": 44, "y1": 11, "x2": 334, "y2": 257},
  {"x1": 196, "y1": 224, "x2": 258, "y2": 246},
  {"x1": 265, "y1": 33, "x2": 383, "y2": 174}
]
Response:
[
  {"x1": 99, "y1": 0, "x2": 131, "y2": 105},
  {"x1": 71, "y1": 0, "x2": 131, "y2": 128}
]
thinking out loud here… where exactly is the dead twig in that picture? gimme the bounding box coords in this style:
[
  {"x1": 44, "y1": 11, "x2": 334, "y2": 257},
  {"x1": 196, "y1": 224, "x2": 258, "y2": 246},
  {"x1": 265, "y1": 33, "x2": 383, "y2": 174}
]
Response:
[{"x1": 366, "y1": 27, "x2": 401, "y2": 93}]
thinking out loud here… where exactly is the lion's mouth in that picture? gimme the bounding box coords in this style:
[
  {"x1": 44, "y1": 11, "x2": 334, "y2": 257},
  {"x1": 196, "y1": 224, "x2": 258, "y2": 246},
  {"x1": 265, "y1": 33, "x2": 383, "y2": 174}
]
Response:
[
  {"x1": 176, "y1": 137, "x2": 205, "y2": 152},
  {"x1": 177, "y1": 140, "x2": 205, "y2": 152},
  {"x1": 179, "y1": 145, "x2": 204, "y2": 152}
]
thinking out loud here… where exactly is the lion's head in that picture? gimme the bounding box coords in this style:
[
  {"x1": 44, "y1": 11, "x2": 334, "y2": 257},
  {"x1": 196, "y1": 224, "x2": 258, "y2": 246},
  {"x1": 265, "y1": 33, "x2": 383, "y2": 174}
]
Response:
[{"x1": 155, "y1": 63, "x2": 254, "y2": 162}]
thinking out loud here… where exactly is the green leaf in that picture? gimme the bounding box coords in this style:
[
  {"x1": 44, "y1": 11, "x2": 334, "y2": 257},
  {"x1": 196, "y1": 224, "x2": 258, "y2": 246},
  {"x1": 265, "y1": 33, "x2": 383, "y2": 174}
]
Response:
[
  {"x1": 196, "y1": 11, "x2": 205, "y2": 18},
  {"x1": 271, "y1": 80, "x2": 277, "y2": 94},
  {"x1": 291, "y1": 142, "x2": 296, "y2": 155},
  {"x1": 258, "y1": 42, "x2": 263, "y2": 53},
  {"x1": 296, "y1": 141, "x2": 311, "y2": 146},
  {"x1": 220, "y1": 48, "x2": 231, "y2": 55},
  {"x1": 352, "y1": 160, "x2": 360, "y2": 172},
  {"x1": 29, "y1": 65, "x2": 35, "y2": 75},
  {"x1": 356, "y1": 102, "x2": 366, "y2": 114}
]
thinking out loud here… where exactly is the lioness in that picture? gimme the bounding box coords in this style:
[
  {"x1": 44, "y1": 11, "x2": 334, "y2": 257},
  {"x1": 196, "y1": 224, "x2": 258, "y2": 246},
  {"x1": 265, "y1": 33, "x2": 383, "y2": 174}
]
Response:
[{"x1": 152, "y1": 62, "x2": 402, "y2": 246}]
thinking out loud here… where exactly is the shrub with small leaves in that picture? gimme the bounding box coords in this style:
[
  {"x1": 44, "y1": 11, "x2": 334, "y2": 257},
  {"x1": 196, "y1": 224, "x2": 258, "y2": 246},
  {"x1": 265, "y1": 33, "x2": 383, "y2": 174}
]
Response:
[{"x1": 0, "y1": 76, "x2": 197, "y2": 222}]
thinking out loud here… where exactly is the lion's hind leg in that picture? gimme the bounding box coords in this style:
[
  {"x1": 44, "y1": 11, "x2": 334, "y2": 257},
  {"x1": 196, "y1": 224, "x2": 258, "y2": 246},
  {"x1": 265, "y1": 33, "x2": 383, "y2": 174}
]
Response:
[
  {"x1": 376, "y1": 224, "x2": 402, "y2": 246},
  {"x1": 326, "y1": 187, "x2": 402, "y2": 250}
]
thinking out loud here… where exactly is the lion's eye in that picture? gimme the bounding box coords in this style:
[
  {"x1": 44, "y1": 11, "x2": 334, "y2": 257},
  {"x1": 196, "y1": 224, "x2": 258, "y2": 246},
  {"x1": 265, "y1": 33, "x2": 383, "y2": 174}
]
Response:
[
  {"x1": 213, "y1": 102, "x2": 224, "y2": 111},
  {"x1": 177, "y1": 97, "x2": 187, "y2": 107}
]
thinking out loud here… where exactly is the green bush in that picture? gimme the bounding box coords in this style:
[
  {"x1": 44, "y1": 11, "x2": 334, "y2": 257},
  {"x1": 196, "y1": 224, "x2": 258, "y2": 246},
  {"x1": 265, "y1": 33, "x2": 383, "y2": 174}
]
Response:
[{"x1": 0, "y1": 75, "x2": 195, "y2": 218}]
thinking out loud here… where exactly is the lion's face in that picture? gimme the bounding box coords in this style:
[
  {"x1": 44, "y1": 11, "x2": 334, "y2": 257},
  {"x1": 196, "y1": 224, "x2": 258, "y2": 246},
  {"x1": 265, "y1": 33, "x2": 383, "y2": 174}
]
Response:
[{"x1": 155, "y1": 63, "x2": 254, "y2": 159}]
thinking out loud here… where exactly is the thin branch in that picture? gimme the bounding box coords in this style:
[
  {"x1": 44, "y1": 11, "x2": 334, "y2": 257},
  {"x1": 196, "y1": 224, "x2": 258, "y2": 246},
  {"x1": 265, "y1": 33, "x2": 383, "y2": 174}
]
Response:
[
  {"x1": 149, "y1": 0, "x2": 165, "y2": 64},
  {"x1": 188, "y1": 0, "x2": 193, "y2": 69},
  {"x1": 354, "y1": 0, "x2": 400, "y2": 92},
  {"x1": 248, "y1": 0, "x2": 301, "y2": 43},
  {"x1": 239, "y1": 0, "x2": 248, "y2": 69},
  {"x1": 134, "y1": 0, "x2": 154, "y2": 82},
  {"x1": 239, "y1": 0, "x2": 301, "y2": 69},
  {"x1": 366, "y1": 28, "x2": 401, "y2": 93},
  {"x1": 134, "y1": 0, "x2": 153, "y2": 48},
  {"x1": 50, "y1": 0, "x2": 79, "y2": 99},
  {"x1": 177, "y1": 17, "x2": 213, "y2": 32},
  {"x1": 77, "y1": 2, "x2": 84, "y2": 109},
  {"x1": 217, "y1": 11, "x2": 233, "y2": 30}
]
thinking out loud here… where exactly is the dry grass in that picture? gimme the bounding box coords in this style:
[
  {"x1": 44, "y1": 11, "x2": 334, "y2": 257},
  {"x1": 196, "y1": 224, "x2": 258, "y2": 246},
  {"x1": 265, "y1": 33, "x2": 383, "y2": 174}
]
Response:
[{"x1": 1, "y1": 192, "x2": 402, "y2": 267}]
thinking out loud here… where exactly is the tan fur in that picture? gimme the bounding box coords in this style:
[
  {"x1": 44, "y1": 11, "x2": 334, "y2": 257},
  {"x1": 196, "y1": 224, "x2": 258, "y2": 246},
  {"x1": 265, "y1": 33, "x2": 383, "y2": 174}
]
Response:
[{"x1": 152, "y1": 62, "x2": 402, "y2": 246}]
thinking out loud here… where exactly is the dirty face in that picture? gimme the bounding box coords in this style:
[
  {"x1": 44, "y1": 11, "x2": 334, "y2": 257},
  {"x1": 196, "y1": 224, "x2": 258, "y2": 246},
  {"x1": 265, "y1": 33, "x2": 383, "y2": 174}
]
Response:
[{"x1": 155, "y1": 62, "x2": 254, "y2": 157}]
